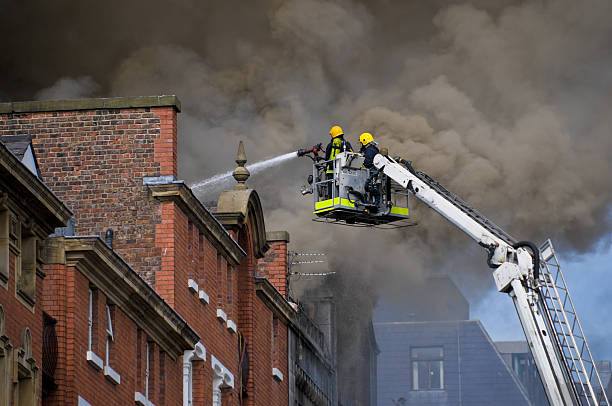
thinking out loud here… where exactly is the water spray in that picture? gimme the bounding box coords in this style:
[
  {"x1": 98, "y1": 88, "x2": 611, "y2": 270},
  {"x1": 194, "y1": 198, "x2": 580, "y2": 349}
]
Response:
[{"x1": 191, "y1": 150, "x2": 300, "y2": 192}]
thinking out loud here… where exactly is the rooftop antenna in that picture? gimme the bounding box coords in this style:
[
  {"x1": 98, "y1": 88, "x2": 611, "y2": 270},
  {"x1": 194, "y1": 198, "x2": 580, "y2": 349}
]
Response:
[{"x1": 288, "y1": 251, "x2": 335, "y2": 277}]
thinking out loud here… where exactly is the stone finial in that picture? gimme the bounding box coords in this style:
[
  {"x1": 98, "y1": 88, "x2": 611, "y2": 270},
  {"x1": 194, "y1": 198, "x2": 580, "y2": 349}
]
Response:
[{"x1": 232, "y1": 141, "x2": 250, "y2": 190}]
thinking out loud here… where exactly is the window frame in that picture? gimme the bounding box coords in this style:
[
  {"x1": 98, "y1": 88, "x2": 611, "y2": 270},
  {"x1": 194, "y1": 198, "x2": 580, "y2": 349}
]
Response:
[
  {"x1": 411, "y1": 346, "x2": 444, "y2": 391},
  {"x1": 104, "y1": 304, "x2": 114, "y2": 366},
  {"x1": 88, "y1": 289, "x2": 94, "y2": 352},
  {"x1": 145, "y1": 341, "x2": 150, "y2": 399}
]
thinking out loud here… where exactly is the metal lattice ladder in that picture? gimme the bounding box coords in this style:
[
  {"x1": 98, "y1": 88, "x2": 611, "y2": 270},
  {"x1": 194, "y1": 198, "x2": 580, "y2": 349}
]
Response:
[{"x1": 538, "y1": 239, "x2": 610, "y2": 406}]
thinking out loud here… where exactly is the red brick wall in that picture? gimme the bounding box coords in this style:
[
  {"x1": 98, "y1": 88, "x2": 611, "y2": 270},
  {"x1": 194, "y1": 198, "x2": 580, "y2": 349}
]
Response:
[
  {"x1": 163, "y1": 201, "x2": 241, "y2": 403},
  {"x1": 257, "y1": 239, "x2": 288, "y2": 297},
  {"x1": 0, "y1": 106, "x2": 178, "y2": 285},
  {"x1": 42, "y1": 263, "x2": 184, "y2": 405},
  {"x1": 0, "y1": 253, "x2": 45, "y2": 406},
  {"x1": 250, "y1": 299, "x2": 288, "y2": 405},
  {"x1": 237, "y1": 226, "x2": 290, "y2": 406}
]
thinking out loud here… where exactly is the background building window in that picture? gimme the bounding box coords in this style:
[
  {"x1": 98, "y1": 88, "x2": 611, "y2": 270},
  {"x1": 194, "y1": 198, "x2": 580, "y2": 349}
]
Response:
[{"x1": 411, "y1": 346, "x2": 444, "y2": 390}]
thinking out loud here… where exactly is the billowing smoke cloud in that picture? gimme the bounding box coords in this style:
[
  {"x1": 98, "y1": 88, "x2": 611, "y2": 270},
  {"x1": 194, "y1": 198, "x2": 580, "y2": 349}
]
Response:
[
  {"x1": 35, "y1": 76, "x2": 99, "y2": 100},
  {"x1": 2, "y1": 0, "x2": 612, "y2": 357}
]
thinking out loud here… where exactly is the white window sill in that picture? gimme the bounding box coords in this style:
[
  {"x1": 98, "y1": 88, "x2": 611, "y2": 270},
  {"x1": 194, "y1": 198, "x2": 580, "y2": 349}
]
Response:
[
  {"x1": 216, "y1": 309, "x2": 227, "y2": 323},
  {"x1": 188, "y1": 279, "x2": 198, "y2": 293},
  {"x1": 227, "y1": 319, "x2": 237, "y2": 334},
  {"x1": 134, "y1": 392, "x2": 156, "y2": 406},
  {"x1": 86, "y1": 350, "x2": 104, "y2": 371},
  {"x1": 272, "y1": 367, "x2": 284, "y2": 382},
  {"x1": 104, "y1": 365, "x2": 121, "y2": 385},
  {"x1": 198, "y1": 290, "x2": 209, "y2": 304}
]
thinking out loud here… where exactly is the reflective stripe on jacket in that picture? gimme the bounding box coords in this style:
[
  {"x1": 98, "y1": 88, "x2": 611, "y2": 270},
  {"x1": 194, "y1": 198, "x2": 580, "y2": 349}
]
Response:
[{"x1": 325, "y1": 137, "x2": 353, "y2": 173}]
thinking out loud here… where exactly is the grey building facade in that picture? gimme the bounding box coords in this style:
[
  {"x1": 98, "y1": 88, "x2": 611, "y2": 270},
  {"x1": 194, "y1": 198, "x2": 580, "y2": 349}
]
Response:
[
  {"x1": 375, "y1": 319, "x2": 533, "y2": 406},
  {"x1": 374, "y1": 276, "x2": 540, "y2": 406},
  {"x1": 288, "y1": 302, "x2": 338, "y2": 406}
]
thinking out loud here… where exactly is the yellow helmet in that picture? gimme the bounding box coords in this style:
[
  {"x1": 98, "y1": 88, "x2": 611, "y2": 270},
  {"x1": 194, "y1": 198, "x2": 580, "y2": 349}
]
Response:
[
  {"x1": 329, "y1": 125, "x2": 344, "y2": 138},
  {"x1": 359, "y1": 132, "x2": 374, "y2": 146}
]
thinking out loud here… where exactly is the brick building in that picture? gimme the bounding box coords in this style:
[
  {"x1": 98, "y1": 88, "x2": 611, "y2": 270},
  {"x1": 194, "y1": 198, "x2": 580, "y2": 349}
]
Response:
[
  {"x1": 0, "y1": 136, "x2": 71, "y2": 405},
  {"x1": 0, "y1": 96, "x2": 298, "y2": 405}
]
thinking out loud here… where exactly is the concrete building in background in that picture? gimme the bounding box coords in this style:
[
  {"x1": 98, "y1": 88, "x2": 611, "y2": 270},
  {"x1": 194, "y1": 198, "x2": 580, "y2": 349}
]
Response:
[
  {"x1": 374, "y1": 276, "x2": 544, "y2": 406},
  {"x1": 257, "y1": 232, "x2": 339, "y2": 406},
  {"x1": 291, "y1": 269, "x2": 378, "y2": 406},
  {"x1": 496, "y1": 341, "x2": 549, "y2": 406},
  {"x1": 0, "y1": 96, "x2": 301, "y2": 405}
]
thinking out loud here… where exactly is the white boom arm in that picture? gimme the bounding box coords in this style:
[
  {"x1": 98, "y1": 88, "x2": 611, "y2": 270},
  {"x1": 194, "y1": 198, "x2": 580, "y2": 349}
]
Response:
[{"x1": 373, "y1": 154, "x2": 578, "y2": 405}]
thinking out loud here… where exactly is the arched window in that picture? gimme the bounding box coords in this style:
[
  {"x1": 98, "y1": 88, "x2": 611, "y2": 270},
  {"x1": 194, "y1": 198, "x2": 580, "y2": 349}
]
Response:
[{"x1": 15, "y1": 327, "x2": 37, "y2": 406}]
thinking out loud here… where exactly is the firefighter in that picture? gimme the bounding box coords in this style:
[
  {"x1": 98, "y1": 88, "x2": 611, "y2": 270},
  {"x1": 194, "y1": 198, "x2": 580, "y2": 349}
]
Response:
[
  {"x1": 359, "y1": 132, "x2": 381, "y2": 208},
  {"x1": 359, "y1": 132, "x2": 379, "y2": 168},
  {"x1": 324, "y1": 125, "x2": 353, "y2": 198}
]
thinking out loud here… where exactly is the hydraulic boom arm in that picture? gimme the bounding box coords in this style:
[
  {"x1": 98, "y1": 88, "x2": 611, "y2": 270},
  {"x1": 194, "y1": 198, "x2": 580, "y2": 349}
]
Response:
[{"x1": 373, "y1": 153, "x2": 607, "y2": 406}]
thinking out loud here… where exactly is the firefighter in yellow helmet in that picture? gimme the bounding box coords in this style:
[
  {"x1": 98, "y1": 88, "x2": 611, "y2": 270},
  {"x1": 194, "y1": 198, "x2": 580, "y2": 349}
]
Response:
[
  {"x1": 359, "y1": 132, "x2": 379, "y2": 169},
  {"x1": 324, "y1": 125, "x2": 353, "y2": 197},
  {"x1": 325, "y1": 125, "x2": 353, "y2": 169},
  {"x1": 359, "y1": 132, "x2": 381, "y2": 208}
]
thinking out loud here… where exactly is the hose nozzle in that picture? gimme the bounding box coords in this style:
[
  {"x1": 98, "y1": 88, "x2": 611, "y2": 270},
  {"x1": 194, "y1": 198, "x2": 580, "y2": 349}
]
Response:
[{"x1": 297, "y1": 143, "x2": 324, "y2": 161}]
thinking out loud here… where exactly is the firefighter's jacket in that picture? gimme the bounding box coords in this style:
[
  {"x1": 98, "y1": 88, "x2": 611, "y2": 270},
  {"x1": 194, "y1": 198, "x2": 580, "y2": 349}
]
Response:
[
  {"x1": 325, "y1": 136, "x2": 353, "y2": 173},
  {"x1": 362, "y1": 142, "x2": 379, "y2": 169}
]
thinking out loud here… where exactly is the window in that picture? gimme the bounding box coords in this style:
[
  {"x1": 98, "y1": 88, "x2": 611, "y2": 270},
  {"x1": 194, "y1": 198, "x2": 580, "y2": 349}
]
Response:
[
  {"x1": 159, "y1": 351, "x2": 165, "y2": 404},
  {"x1": 411, "y1": 347, "x2": 444, "y2": 390},
  {"x1": 136, "y1": 336, "x2": 155, "y2": 405},
  {"x1": 0, "y1": 210, "x2": 9, "y2": 284},
  {"x1": 88, "y1": 289, "x2": 95, "y2": 351},
  {"x1": 0, "y1": 305, "x2": 7, "y2": 404},
  {"x1": 105, "y1": 305, "x2": 113, "y2": 365},
  {"x1": 271, "y1": 315, "x2": 283, "y2": 381},
  {"x1": 198, "y1": 234, "x2": 205, "y2": 284},
  {"x1": 86, "y1": 288, "x2": 103, "y2": 370},
  {"x1": 15, "y1": 327, "x2": 36, "y2": 406},
  {"x1": 226, "y1": 266, "x2": 233, "y2": 317},
  {"x1": 187, "y1": 222, "x2": 196, "y2": 279},
  {"x1": 103, "y1": 303, "x2": 120, "y2": 384},
  {"x1": 216, "y1": 254, "x2": 225, "y2": 308},
  {"x1": 272, "y1": 315, "x2": 279, "y2": 367},
  {"x1": 146, "y1": 342, "x2": 151, "y2": 398}
]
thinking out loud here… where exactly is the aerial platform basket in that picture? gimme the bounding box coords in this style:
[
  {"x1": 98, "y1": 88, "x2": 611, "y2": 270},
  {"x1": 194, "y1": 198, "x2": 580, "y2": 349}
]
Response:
[{"x1": 310, "y1": 152, "x2": 412, "y2": 227}]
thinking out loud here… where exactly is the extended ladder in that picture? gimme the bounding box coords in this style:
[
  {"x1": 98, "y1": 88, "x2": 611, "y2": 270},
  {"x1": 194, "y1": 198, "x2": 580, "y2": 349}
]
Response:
[{"x1": 539, "y1": 240, "x2": 610, "y2": 406}]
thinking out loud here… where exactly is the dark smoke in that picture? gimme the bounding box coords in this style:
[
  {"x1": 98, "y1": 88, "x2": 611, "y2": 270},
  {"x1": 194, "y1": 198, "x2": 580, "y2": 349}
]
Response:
[{"x1": 3, "y1": 0, "x2": 612, "y2": 354}]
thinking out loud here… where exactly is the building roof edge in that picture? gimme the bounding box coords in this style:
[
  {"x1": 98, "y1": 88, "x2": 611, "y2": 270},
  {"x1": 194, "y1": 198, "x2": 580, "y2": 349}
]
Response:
[{"x1": 0, "y1": 95, "x2": 182, "y2": 114}]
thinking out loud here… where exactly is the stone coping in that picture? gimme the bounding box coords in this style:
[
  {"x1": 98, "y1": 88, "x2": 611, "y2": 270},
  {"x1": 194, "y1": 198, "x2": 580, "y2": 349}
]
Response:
[
  {"x1": 266, "y1": 231, "x2": 290, "y2": 243},
  {"x1": 0, "y1": 95, "x2": 181, "y2": 114}
]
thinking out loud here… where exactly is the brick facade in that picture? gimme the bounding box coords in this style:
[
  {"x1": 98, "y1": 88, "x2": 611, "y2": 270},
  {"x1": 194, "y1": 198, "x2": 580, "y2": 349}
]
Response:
[
  {"x1": 0, "y1": 97, "x2": 179, "y2": 285},
  {"x1": 0, "y1": 96, "x2": 293, "y2": 405},
  {"x1": 0, "y1": 139, "x2": 71, "y2": 405},
  {"x1": 257, "y1": 231, "x2": 289, "y2": 297}
]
